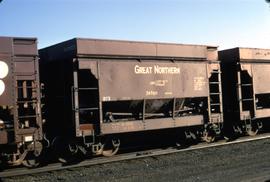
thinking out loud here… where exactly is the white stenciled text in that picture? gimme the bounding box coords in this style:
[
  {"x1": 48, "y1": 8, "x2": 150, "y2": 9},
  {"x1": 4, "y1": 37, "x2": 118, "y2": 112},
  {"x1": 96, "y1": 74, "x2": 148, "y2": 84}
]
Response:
[{"x1": 134, "y1": 65, "x2": 180, "y2": 74}]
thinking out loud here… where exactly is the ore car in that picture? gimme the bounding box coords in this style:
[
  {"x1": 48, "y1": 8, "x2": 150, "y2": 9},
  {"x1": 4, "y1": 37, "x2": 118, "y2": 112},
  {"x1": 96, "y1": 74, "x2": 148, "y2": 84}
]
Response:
[
  {"x1": 0, "y1": 37, "x2": 43, "y2": 167},
  {"x1": 219, "y1": 48, "x2": 270, "y2": 136},
  {"x1": 39, "y1": 38, "x2": 223, "y2": 159}
]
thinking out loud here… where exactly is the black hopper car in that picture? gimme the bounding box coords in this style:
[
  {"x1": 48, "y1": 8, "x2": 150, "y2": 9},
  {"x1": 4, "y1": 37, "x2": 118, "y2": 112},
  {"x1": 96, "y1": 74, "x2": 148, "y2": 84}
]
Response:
[{"x1": 38, "y1": 38, "x2": 223, "y2": 160}]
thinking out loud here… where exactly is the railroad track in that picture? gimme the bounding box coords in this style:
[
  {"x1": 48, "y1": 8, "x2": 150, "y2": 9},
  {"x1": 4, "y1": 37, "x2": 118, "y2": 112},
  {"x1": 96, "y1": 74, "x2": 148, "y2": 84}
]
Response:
[{"x1": 1, "y1": 133, "x2": 270, "y2": 178}]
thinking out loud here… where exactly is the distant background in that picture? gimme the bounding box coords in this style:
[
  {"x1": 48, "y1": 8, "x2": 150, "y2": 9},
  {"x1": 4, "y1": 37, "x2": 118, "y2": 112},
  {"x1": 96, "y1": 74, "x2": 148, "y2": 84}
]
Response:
[{"x1": 0, "y1": 0, "x2": 269, "y2": 49}]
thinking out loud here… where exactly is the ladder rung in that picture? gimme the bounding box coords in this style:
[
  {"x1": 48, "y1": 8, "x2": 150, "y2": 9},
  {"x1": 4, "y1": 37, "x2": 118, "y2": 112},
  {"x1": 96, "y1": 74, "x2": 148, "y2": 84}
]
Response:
[
  {"x1": 211, "y1": 71, "x2": 221, "y2": 73},
  {"x1": 210, "y1": 93, "x2": 221, "y2": 95},
  {"x1": 18, "y1": 115, "x2": 37, "y2": 119},
  {"x1": 78, "y1": 88, "x2": 98, "y2": 90},
  {"x1": 241, "y1": 84, "x2": 252, "y2": 86},
  {"x1": 210, "y1": 82, "x2": 220, "y2": 84},
  {"x1": 211, "y1": 103, "x2": 220, "y2": 106},
  {"x1": 76, "y1": 107, "x2": 99, "y2": 111},
  {"x1": 241, "y1": 98, "x2": 254, "y2": 101}
]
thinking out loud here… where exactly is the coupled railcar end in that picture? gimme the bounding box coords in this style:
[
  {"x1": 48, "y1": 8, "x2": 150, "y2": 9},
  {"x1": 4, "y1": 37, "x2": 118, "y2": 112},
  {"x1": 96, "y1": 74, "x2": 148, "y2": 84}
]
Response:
[
  {"x1": 0, "y1": 37, "x2": 43, "y2": 167},
  {"x1": 220, "y1": 48, "x2": 270, "y2": 136}
]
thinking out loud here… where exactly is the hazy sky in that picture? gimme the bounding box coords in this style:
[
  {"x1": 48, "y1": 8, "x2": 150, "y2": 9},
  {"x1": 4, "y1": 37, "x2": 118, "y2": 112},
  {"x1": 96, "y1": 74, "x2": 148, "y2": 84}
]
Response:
[{"x1": 0, "y1": 0, "x2": 269, "y2": 49}]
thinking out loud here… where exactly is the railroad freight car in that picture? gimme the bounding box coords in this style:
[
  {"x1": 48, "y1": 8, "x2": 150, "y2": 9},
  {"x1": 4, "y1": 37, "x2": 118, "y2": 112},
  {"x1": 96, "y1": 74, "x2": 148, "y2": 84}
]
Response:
[
  {"x1": 39, "y1": 38, "x2": 223, "y2": 159},
  {"x1": 0, "y1": 37, "x2": 43, "y2": 167},
  {"x1": 219, "y1": 48, "x2": 270, "y2": 136}
]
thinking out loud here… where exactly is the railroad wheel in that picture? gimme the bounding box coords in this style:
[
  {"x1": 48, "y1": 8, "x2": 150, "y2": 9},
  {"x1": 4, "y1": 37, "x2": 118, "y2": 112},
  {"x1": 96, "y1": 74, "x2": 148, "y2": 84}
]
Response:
[
  {"x1": 22, "y1": 141, "x2": 43, "y2": 168},
  {"x1": 57, "y1": 144, "x2": 80, "y2": 163},
  {"x1": 223, "y1": 135, "x2": 232, "y2": 141},
  {"x1": 175, "y1": 131, "x2": 195, "y2": 148},
  {"x1": 202, "y1": 131, "x2": 215, "y2": 143},
  {"x1": 246, "y1": 128, "x2": 258, "y2": 136},
  {"x1": 7, "y1": 150, "x2": 28, "y2": 166},
  {"x1": 102, "y1": 138, "x2": 120, "y2": 157},
  {"x1": 22, "y1": 156, "x2": 40, "y2": 168},
  {"x1": 92, "y1": 144, "x2": 104, "y2": 156},
  {"x1": 51, "y1": 137, "x2": 77, "y2": 163}
]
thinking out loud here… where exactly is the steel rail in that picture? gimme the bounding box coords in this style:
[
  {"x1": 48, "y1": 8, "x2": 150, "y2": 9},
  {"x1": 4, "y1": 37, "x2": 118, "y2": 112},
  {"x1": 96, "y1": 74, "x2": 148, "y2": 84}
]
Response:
[{"x1": 1, "y1": 133, "x2": 270, "y2": 178}]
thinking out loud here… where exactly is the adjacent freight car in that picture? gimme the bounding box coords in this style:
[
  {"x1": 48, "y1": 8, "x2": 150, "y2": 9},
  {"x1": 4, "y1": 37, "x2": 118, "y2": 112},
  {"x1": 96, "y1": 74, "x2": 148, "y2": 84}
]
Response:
[
  {"x1": 219, "y1": 48, "x2": 270, "y2": 136},
  {"x1": 0, "y1": 37, "x2": 43, "y2": 167},
  {"x1": 39, "y1": 38, "x2": 223, "y2": 159}
]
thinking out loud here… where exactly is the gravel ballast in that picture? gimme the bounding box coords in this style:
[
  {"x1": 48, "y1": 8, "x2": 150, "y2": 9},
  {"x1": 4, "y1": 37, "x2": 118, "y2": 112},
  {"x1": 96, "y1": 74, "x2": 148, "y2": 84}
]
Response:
[{"x1": 2, "y1": 138, "x2": 270, "y2": 182}]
